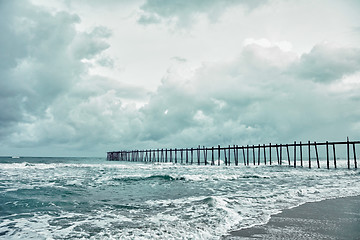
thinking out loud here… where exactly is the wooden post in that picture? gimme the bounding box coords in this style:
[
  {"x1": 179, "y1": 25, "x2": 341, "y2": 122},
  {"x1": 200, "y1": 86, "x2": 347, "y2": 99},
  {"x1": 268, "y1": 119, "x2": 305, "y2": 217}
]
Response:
[
  {"x1": 300, "y1": 141, "x2": 303, "y2": 167},
  {"x1": 314, "y1": 142, "x2": 320, "y2": 168},
  {"x1": 257, "y1": 144, "x2": 260, "y2": 165},
  {"x1": 228, "y1": 145, "x2": 231, "y2": 166},
  {"x1": 191, "y1": 148, "x2": 193, "y2": 164},
  {"x1": 165, "y1": 149, "x2": 168, "y2": 163},
  {"x1": 186, "y1": 148, "x2": 188, "y2": 164},
  {"x1": 252, "y1": 145, "x2": 255, "y2": 165},
  {"x1": 234, "y1": 145, "x2": 238, "y2": 166},
  {"x1": 175, "y1": 148, "x2": 177, "y2": 164},
  {"x1": 242, "y1": 146, "x2": 246, "y2": 166},
  {"x1": 326, "y1": 141, "x2": 329, "y2": 169},
  {"x1": 212, "y1": 147, "x2": 214, "y2": 166},
  {"x1": 204, "y1": 146, "x2": 208, "y2": 166},
  {"x1": 353, "y1": 143, "x2": 357, "y2": 169},
  {"x1": 224, "y1": 148, "x2": 227, "y2": 166},
  {"x1": 279, "y1": 144, "x2": 282, "y2": 165},
  {"x1": 263, "y1": 144, "x2": 266, "y2": 165},
  {"x1": 276, "y1": 144, "x2": 280, "y2": 165},
  {"x1": 269, "y1": 143, "x2": 272, "y2": 165},
  {"x1": 149, "y1": 149, "x2": 152, "y2": 162},
  {"x1": 347, "y1": 137, "x2": 350, "y2": 169},
  {"x1": 308, "y1": 141, "x2": 311, "y2": 169},
  {"x1": 197, "y1": 145, "x2": 200, "y2": 165},
  {"x1": 218, "y1": 145, "x2": 221, "y2": 166},
  {"x1": 286, "y1": 144, "x2": 290, "y2": 166},
  {"x1": 180, "y1": 149, "x2": 183, "y2": 164},
  {"x1": 332, "y1": 144, "x2": 336, "y2": 169},
  {"x1": 170, "y1": 149, "x2": 172, "y2": 163},
  {"x1": 246, "y1": 145, "x2": 250, "y2": 166},
  {"x1": 294, "y1": 141, "x2": 296, "y2": 168}
]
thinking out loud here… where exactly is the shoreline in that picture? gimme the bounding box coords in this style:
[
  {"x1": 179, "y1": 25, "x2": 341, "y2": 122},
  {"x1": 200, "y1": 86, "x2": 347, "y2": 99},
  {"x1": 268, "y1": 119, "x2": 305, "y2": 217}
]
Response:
[{"x1": 225, "y1": 195, "x2": 360, "y2": 239}]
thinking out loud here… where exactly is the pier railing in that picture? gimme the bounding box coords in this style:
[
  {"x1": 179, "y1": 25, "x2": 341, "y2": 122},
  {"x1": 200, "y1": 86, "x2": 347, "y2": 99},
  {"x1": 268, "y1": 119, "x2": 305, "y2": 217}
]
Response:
[{"x1": 107, "y1": 138, "x2": 359, "y2": 169}]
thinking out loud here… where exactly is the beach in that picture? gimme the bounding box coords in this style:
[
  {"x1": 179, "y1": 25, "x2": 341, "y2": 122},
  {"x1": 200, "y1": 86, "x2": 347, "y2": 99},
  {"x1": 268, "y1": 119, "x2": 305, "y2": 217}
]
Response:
[{"x1": 227, "y1": 195, "x2": 360, "y2": 239}]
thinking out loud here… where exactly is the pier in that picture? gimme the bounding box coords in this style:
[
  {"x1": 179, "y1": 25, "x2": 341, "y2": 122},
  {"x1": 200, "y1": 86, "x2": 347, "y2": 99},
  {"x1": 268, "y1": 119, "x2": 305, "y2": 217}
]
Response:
[{"x1": 107, "y1": 138, "x2": 359, "y2": 169}]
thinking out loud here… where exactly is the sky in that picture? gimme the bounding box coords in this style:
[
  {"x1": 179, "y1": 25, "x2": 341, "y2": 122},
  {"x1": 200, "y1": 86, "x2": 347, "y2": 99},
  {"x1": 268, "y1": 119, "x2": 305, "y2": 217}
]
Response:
[{"x1": 1, "y1": 0, "x2": 360, "y2": 157}]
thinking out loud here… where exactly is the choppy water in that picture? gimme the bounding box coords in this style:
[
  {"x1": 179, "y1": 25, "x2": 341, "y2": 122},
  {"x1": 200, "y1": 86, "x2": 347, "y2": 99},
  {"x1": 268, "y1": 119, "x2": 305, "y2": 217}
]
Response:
[{"x1": 0, "y1": 157, "x2": 359, "y2": 239}]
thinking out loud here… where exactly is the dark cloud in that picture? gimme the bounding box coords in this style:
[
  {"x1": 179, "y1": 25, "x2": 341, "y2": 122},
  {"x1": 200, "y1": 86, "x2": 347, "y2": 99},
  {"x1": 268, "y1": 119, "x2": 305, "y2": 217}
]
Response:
[
  {"x1": 138, "y1": 0, "x2": 268, "y2": 26},
  {"x1": 134, "y1": 43, "x2": 360, "y2": 148},
  {"x1": 290, "y1": 43, "x2": 360, "y2": 82},
  {"x1": 1, "y1": 1, "x2": 360, "y2": 157},
  {"x1": 0, "y1": 1, "x2": 121, "y2": 149}
]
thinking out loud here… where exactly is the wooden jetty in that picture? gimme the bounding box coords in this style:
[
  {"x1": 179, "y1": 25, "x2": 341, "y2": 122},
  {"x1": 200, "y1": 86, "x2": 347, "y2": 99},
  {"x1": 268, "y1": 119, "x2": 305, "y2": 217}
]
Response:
[{"x1": 107, "y1": 138, "x2": 359, "y2": 169}]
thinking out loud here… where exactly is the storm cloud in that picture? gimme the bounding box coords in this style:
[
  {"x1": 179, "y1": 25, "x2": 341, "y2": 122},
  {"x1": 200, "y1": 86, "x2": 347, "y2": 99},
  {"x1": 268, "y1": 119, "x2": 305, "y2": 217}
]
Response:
[{"x1": 1, "y1": 0, "x2": 360, "y2": 156}]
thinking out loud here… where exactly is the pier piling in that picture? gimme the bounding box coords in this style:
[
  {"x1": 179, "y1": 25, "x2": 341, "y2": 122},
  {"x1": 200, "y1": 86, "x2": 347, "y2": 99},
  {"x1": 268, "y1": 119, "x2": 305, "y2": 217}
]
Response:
[{"x1": 107, "y1": 139, "x2": 360, "y2": 169}]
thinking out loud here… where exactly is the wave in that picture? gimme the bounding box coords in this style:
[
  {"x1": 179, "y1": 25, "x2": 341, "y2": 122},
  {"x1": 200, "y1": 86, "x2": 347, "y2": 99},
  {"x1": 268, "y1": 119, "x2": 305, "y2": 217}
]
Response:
[
  {"x1": 110, "y1": 173, "x2": 272, "y2": 184},
  {"x1": 112, "y1": 174, "x2": 186, "y2": 182},
  {"x1": 241, "y1": 175, "x2": 270, "y2": 179}
]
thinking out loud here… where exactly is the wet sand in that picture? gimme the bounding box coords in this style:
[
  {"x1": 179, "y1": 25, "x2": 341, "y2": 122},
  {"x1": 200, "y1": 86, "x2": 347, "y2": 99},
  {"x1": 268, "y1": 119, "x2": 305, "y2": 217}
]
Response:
[{"x1": 226, "y1": 195, "x2": 360, "y2": 239}]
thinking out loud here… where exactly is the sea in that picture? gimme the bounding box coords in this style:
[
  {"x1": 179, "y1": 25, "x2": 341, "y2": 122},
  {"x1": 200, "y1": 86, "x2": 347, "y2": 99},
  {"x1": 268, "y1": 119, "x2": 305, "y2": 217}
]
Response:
[{"x1": 0, "y1": 156, "x2": 359, "y2": 239}]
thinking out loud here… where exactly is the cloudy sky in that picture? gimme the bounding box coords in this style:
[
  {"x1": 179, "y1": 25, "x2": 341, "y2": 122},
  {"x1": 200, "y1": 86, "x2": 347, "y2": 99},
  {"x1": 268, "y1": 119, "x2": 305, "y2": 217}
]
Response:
[{"x1": 1, "y1": 0, "x2": 360, "y2": 157}]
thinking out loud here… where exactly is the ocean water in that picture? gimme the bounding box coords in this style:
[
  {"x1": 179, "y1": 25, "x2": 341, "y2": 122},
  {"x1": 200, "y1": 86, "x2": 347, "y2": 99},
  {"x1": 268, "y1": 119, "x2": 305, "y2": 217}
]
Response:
[{"x1": 0, "y1": 157, "x2": 359, "y2": 239}]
